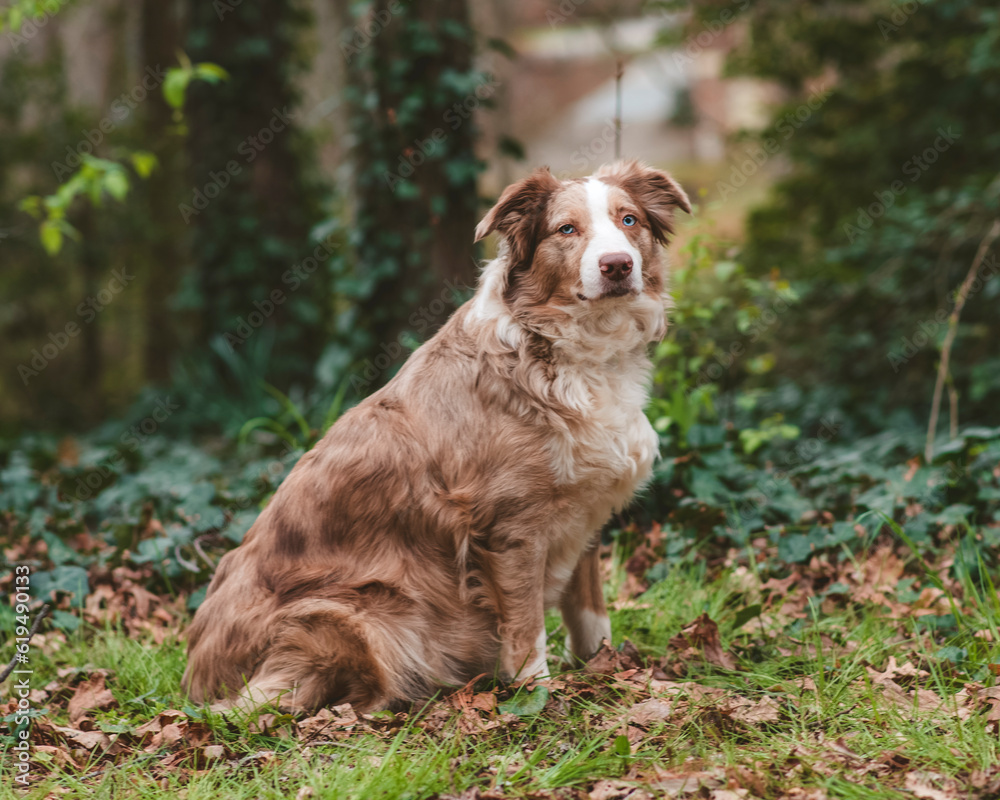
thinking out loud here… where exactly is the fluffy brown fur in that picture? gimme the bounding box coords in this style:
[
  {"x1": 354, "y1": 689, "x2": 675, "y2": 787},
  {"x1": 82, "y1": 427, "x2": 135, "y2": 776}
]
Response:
[{"x1": 182, "y1": 160, "x2": 690, "y2": 713}]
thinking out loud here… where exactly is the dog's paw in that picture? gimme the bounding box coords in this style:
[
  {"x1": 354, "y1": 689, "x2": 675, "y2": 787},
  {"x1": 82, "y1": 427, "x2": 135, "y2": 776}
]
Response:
[
  {"x1": 502, "y1": 628, "x2": 551, "y2": 681},
  {"x1": 521, "y1": 652, "x2": 551, "y2": 681}
]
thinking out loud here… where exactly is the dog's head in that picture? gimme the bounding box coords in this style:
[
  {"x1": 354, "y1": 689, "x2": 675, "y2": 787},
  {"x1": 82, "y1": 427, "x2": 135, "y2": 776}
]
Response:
[{"x1": 474, "y1": 160, "x2": 690, "y2": 338}]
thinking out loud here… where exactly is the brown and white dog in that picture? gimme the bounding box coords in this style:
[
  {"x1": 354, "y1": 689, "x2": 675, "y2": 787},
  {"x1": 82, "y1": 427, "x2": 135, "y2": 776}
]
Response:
[{"x1": 182, "y1": 160, "x2": 690, "y2": 713}]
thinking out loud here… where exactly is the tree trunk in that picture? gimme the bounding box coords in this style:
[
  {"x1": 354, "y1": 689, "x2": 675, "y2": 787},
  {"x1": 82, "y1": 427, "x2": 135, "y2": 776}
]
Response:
[
  {"x1": 346, "y1": 0, "x2": 482, "y2": 372},
  {"x1": 183, "y1": 0, "x2": 325, "y2": 383},
  {"x1": 139, "y1": 0, "x2": 184, "y2": 384}
]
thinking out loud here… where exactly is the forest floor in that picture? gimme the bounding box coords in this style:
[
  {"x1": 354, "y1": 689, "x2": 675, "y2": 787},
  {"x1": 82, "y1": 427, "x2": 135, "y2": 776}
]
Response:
[{"x1": 3, "y1": 532, "x2": 999, "y2": 800}]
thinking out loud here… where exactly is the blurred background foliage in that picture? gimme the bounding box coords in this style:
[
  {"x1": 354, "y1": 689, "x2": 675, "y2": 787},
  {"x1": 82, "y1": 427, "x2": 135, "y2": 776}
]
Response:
[{"x1": 1, "y1": 0, "x2": 999, "y2": 601}]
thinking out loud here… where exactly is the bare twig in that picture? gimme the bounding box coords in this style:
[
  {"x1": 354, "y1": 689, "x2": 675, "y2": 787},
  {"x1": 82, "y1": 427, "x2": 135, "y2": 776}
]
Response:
[
  {"x1": 614, "y1": 58, "x2": 623, "y2": 160},
  {"x1": 925, "y1": 219, "x2": 1000, "y2": 462},
  {"x1": 0, "y1": 603, "x2": 50, "y2": 683},
  {"x1": 947, "y1": 376, "x2": 959, "y2": 440},
  {"x1": 193, "y1": 534, "x2": 217, "y2": 569},
  {"x1": 174, "y1": 545, "x2": 201, "y2": 573}
]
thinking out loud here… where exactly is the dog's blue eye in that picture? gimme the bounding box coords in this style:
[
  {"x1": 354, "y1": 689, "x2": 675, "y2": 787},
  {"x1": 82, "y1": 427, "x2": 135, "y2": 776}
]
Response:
[
  {"x1": 622, "y1": 215, "x2": 637, "y2": 227},
  {"x1": 559, "y1": 224, "x2": 575, "y2": 235}
]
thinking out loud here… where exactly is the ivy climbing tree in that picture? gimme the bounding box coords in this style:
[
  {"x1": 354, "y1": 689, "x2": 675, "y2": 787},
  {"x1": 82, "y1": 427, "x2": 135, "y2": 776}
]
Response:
[
  {"x1": 686, "y1": 0, "x2": 1000, "y2": 428},
  {"x1": 341, "y1": 0, "x2": 487, "y2": 388},
  {"x1": 182, "y1": 0, "x2": 329, "y2": 387}
]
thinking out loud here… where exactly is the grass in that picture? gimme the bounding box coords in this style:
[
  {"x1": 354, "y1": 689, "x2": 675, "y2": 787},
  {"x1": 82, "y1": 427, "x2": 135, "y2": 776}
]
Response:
[{"x1": 2, "y1": 541, "x2": 999, "y2": 799}]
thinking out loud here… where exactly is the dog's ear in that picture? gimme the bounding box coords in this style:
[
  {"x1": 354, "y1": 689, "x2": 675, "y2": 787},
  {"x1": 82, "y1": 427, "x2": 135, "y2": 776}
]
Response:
[
  {"x1": 597, "y1": 160, "x2": 691, "y2": 244},
  {"x1": 475, "y1": 167, "x2": 562, "y2": 267}
]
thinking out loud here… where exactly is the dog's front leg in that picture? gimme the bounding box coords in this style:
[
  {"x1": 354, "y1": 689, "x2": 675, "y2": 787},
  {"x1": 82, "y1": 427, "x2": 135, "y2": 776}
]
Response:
[
  {"x1": 559, "y1": 536, "x2": 611, "y2": 663},
  {"x1": 491, "y1": 541, "x2": 549, "y2": 681}
]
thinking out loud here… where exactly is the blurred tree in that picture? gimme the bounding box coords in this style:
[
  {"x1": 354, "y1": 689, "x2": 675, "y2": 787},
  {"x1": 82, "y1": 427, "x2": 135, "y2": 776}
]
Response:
[
  {"x1": 181, "y1": 0, "x2": 328, "y2": 386},
  {"x1": 339, "y1": 0, "x2": 486, "y2": 384},
  {"x1": 0, "y1": 14, "x2": 125, "y2": 427},
  {"x1": 139, "y1": 0, "x2": 185, "y2": 385},
  {"x1": 690, "y1": 0, "x2": 1000, "y2": 430}
]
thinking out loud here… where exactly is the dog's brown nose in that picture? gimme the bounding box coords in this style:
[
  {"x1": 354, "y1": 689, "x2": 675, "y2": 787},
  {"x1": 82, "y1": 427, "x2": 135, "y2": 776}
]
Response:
[{"x1": 599, "y1": 252, "x2": 633, "y2": 281}]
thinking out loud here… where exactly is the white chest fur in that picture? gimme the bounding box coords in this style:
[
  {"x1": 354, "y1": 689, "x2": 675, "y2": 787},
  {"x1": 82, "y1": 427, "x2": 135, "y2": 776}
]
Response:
[{"x1": 545, "y1": 347, "x2": 659, "y2": 505}]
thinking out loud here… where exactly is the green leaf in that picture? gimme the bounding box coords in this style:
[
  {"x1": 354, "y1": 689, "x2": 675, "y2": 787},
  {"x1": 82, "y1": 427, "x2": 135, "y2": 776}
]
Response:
[
  {"x1": 777, "y1": 532, "x2": 813, "y2": 563},
  {"x1": 130, "y1": 151, "x2": 158, "y2": 178},
  {"x1": 613, "y1": 734, "x2": 631, "y2": 756},
  {"x1": 934, "y1": 504, "x2": 975, "y2": 526},
  {"x1": 262, "y1": 382, "x2": 311, "y2": 442},
  {"x1": 163, "y1": 69, "x2": 191, "y2": 110},
  {"x1": 322, "y1": 377, "x2": 352, "y2": 432},
  {"x1": 39, "y1": 221, "x2": 63, "y2": 255},
  {"x1": 732, "y1": 603, "x2": 763, "y2": 630},
  {"x1": 132, "y1": 536, "x2": 173, "y2": 565},
  {"x1": 103, "y1": 169, "x2": 129, "y2": 201},
  {"x1": 19, "y1": 195, "x2": 42, "y2": 218},
  {"x1": 187, "y1": 585, "x2": 208, "y2": 611},
  {"x1": 936, "y1": 646, "x2": 967, "y2": 664},
  {"x1": 50, "y1": 609, "x2": 81, "y2": 633},
  {"x1": 224, "y1": 510, "x2": 258, "y2": 544},
  {"x1": 40, "y1": 531, "x2": 79, "y2": 567},
  {"x1": 33, "y1": 566, "x2": 89, "y2": 608},
  {"x1": 239, "y1": 417, "x2": 299, "y2": 448},
  {"x1": 193, "y1": 62, "x2": 230, "y2": 83},
  {"x1": 498, "y1": 685, "x2": 549, "y2": 717},
  {"x1": 57, "y1": 219, "x2": 81, "y2": 243}
]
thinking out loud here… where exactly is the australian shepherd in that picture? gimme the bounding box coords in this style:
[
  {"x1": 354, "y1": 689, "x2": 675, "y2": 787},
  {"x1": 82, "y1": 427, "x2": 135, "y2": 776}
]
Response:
[{"x1": 182, "y1": 160, "x2": 691, "y2": 712}]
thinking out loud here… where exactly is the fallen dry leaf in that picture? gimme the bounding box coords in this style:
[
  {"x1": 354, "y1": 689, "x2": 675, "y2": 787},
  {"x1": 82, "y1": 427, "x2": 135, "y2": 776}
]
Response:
[
  {"x1": 626, "y1": 698, "x2": 676, "y2": 727},
  {"x1": 589, "y1": 779, "x2": 653, "y2": 800},
  {"x1": 777, "y1": 790, "x2": 828, "y2": 800},
  {"x1": 586, "y1": 640, "x2": 646, "y2": 675},
  {"x1": 666, "y1": 614, "x2": 737, "y2": 672},
  {"x1": 648, "y1": 767, "x2": 726, "y2": 796},
  {"x1": 200, "y1": 744, "x2": 226, "y2": 764},
  {"x1": 66, "y1": 673, "x2": 117, "y2": 724},
  {"x1": 31, "y1": 744, "x2": 75, "y2": 770},
  {"x1": 52, "y1": 725, "x2": 110, "y2": 752},
  {"x1": 904, "y1": 772, "x2": 959, "y2": 800},
  {"x1": 867, "y1": 656, "x2": 929, "y2": 686},
  {"x1": 296, "y1": 704, "x2": 359, "y2": 742},
  {"x1": 730, "y1": 696, "x2": 781, "y2": 725}
]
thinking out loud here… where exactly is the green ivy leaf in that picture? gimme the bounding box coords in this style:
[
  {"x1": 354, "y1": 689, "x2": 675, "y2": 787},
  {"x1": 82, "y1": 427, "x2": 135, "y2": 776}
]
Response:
[
  {"x1": 498, "y1": 685, "x2": 549, "y2": 717},
  {"x1": 187, "y1": 585, "x2": 208, "y2": 611},
  {"x1": 732, "y1": 603, "x2": 763, "y2": 630},
  {"x1": 50, "y1": 609, "x2": 81, "y2": 633},
  {"x1": 33, "y1": 566, "x2": 89, "y2": 608}
]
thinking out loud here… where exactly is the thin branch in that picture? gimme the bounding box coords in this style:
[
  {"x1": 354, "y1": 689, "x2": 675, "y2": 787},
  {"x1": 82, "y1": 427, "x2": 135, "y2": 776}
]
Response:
[
  {"x1": 925, "y1": 219, "x2": 1000, "y2": 462},
  {"x1": 0, "y1": 604, "x2": 50, "y2": 683},
  {"x1": 193, "y1": 535, "x2": 216, "y2": 569},
  {"x1": 947, "y1": 376, "x2": 959, "y2": 440},
  {"x1": 174, "y1": 545, "x2": 201, "y2": 573},
  {"x1": 614, "y1": 58, "x2": 624, "y2": 160}
]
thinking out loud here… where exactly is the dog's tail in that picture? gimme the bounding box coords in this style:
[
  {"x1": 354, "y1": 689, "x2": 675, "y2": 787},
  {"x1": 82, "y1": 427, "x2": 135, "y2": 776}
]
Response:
[
  {"x1": 184, "y1": 595, "x2": 436, "y2": 713},
  {"x1": 234, "y1": 603, "x2": 390, "y2": 712}
]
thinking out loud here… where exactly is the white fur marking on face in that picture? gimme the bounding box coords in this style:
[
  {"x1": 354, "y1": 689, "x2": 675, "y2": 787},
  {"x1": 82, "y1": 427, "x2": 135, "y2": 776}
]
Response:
[{"x1": 580, "y1": 179, "x2": 642, "y2": 299}]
